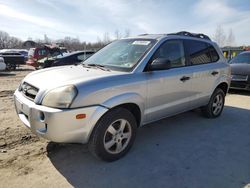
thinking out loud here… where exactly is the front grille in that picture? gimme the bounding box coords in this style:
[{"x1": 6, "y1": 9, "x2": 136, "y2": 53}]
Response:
[
  {"x1": 20, "y1": 82, "x2": 39, "y2": 100},
  {"x1": 231, "y1": 74, "x2": 248, "y2": 81},
  {"x1": 230, "y1": 82, "x2": 247, "y2": 89}
]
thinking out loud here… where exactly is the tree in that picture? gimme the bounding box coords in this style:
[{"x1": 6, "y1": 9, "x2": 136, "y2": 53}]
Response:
[
  {"x1": 44, "y1": 34, "x2": 50, "y2": 44},
  {"x1": 0, "y1": 30, "x2": 23, "y2": 49},
  {"x1": 103, "y1": 32, "x2": 111, "y2": 44},
  {"x1": 213, "y1": 25, "x2": 226, "y2": 47},
  {"x1": 226, "y1": 28, "x2": 235, "y2": 46},
  {"x1": 114, "y1": 29, "x2": 122, "y2": 40},
  {"x1": 124, "y1": 29, "x2": 130, "y2": 38}
]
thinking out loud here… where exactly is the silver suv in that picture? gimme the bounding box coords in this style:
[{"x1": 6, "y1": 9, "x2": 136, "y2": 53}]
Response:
[{"x1": 14, "y1": 32, "x2": 231, "y2": 161}]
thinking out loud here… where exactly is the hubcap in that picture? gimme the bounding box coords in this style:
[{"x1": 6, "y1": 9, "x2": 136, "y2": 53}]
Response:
[
  {"x1": 212, "y1": 94, "x2": 223, "y2": 115},
  {"x1": 103, "y1": 119, "x2": 132, "y2": 154}
]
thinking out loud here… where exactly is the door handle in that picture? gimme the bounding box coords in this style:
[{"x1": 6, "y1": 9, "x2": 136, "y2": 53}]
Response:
[
  {"x1": 180, "y1": 76, "x2": 190, "y2": 82},
  {"x1": 211, "y1": 71, "x2": 219, "y2": 76}
]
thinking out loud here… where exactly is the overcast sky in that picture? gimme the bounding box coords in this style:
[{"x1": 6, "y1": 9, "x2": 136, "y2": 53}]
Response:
[{"x1": 0, "y1": 0, "x2": 250, "y2": 45}]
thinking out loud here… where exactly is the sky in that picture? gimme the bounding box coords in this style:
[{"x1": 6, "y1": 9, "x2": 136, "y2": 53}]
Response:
[{"x1": 0, "y1": 0, "x2": 250, "y2": 45}]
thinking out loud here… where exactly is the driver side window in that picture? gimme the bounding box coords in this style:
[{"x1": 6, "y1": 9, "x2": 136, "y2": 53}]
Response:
[{"x1": 151, "y1": 40, "x2": 186, "y2": 69}]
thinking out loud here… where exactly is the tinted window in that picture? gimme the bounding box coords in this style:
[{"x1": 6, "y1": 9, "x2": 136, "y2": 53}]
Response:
[
  {"x1": 209, "y1": 45, "x2": 219, "y2": 62},
  {"x1": 185, "y1": 40, "x2": 213, "y2": 65},
  {"x1": 38, "y1": 49, "x2": 47, "y2": 56},
  {"x1": 152, "y1": 40, "x2": 185, "y2": 68}
]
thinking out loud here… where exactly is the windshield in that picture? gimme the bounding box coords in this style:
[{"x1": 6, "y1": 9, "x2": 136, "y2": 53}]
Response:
[
  {"x1": 229, "y1": 53, "x2": 250, "y2": 64},
  {"x1": 83, "y1": 39, "x2": 156, "y2": 71}
]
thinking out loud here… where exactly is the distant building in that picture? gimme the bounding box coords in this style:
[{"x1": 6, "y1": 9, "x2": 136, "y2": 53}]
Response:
[
  {"x1": 221, "y1": 46, "x2": 250, "y2": 60},
  {"x1": 22, "y1": 40, "x2": 37, "y2": 49}
]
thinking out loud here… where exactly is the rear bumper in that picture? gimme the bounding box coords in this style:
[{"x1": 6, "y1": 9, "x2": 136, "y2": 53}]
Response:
[
  {"x1": 26, "y1": 60, "x2": 38, "y2": 67},
  {"x1": 14, "y1": 90, "x2": 108, "y2": 143}
]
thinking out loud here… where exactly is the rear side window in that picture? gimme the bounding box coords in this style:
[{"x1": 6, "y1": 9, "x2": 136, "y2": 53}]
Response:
[
  {"x1": 38, "y1": 49, "x2": 47, "y2": 56},
  {"x1": 151, "y1": 40, "x2": 185, "y2": 68},
  {"x1": 184, "y1": 40, "x2": 219, "y2": 65},
  {"x1": 209, "y1": 45, "x2": 219, "y2": 62}
]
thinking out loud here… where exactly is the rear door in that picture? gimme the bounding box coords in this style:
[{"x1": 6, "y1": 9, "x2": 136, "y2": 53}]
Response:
[
  {"x1": 145, "y1": 40, "x2": 194, "y2": 122},
  {"x1": 183, "y1": 39, "x2": 221, "y2": 108}
]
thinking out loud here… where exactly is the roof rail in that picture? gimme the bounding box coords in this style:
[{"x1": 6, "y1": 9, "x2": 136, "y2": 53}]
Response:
[
  {"x1": 168, "y1": 31, "x2": 211, "y2": 41},
  {"x1": 138, "y1": 33, "x2": 148, "y2": 36}
]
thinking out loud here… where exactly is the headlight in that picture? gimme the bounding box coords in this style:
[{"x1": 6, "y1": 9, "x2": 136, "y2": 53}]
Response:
[{"x1": 42, "y1": 85, "x2": 78, "y2": 108}]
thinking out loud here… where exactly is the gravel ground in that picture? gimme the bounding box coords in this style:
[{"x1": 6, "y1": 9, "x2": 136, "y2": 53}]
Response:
[{"x1": 0, "y1": 66, "x2": 249, "y2": 188}]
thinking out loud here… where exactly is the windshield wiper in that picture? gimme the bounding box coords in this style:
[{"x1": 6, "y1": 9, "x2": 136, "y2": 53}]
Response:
[{"x1": 82, "y1": 63, "x2": 110, "y2": 71}]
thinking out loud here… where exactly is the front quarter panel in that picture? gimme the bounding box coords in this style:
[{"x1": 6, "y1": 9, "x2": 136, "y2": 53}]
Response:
[
  {"x1": 72, "y1": 73, "x2": 147, "y2": 124},
  {"x1": 101, "y1": 92, "x2": 145, "y2": 122}
]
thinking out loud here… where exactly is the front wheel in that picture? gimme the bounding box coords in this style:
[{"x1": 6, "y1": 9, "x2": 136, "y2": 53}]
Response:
[
  {"x1": 88, "y1": 107, "x2": 137, "y2": 161},
  {"x1": 201, "y1": 88, "x2": 225, "y2": 118}
]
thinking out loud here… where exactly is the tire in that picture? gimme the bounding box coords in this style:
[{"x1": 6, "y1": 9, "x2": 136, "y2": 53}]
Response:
[
  {"x1": 201, "y1": 88, "x2": 225, "y2": 118},
  {"x1": 88, "y1": 107, "x2": 137, "y2": 162}
]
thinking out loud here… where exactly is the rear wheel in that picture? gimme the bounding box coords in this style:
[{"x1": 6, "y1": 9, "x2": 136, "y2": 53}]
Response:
[
  {"x1": 88, "y1": 107, "x2": 137, "y2": 161},
  {"x1": 201, "y1": 88, "x2": 225, "y2": 118}
]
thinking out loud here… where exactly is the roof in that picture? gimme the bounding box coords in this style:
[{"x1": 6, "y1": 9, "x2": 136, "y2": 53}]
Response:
[
  {"x1": 240, "y1": 51, "x2": 250, "y2": 54},
  {"x1": 126, "y1": 34, "x2": 167, "y2": 40},
  {"x1": 126, "y1": 31, "x2": 212, "y2": 42}
]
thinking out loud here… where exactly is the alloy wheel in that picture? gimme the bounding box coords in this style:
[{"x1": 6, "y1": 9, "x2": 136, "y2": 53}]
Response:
[
  {"x1": 212, "y1": 93, "x2": 223, "y2": 115},
  {"x1": 103, "y1": 119, "x2": 132, "y2": 154}
]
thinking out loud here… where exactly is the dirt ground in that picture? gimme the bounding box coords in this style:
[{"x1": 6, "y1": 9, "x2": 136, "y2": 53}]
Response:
[{"x1": 0, "y1": 66, "x2": 249, "y2": 188}]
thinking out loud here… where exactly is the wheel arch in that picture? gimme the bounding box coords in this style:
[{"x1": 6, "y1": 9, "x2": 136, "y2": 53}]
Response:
[
  {"x1": 101, "y1": 93, "x2": 144, "y2": 127},
  {"x1": 112, "y1": 103, "x2": 141, "y2": 127},
  {"x1": 215, "y1": 82, "x2": 229, "y2": 95}
]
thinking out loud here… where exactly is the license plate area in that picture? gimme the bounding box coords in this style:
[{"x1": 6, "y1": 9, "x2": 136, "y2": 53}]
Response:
[{"x1": 15, "y1": 97, "x2": 30, "y2": 117}]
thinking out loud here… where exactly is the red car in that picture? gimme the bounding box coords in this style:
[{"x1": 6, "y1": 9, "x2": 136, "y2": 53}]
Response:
[{"x1": 27, "y1": 46, "x2": 67, "y2": 68}]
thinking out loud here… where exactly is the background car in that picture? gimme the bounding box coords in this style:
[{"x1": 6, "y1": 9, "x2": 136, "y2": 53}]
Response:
[
  {"x1": 0, "y1": 57, "x2": 6, "y2": 71},
  {"x1": 39, "y1": 50, "x2": 95, "y2": 68},
  {"x1": 27, "y1": 45, "x2": 67, "y2": 68},
  {"x1": 0, "y1": 52, "x2": 25, "y2": 70},
  {"x1": 0, "y1": 49, "x2": 28, "y2": 60},
  {"x1": 37, "y1": 52, "x2": 68, "y2": 69},
  {"x1": 229, "y1": 51, "x2": 250, "y2": 90}
]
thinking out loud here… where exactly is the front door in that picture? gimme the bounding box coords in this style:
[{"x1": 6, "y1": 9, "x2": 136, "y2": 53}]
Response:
[{"x1": 145, "y1": 40, "x2": 194, "y2": 123}]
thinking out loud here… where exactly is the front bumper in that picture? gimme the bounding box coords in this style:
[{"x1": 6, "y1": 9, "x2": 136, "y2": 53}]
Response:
[
  {"x1": 230, "y1": 81, "x2": 250, "y2": 91},
  {"x1": 14, "y1": 90, "x2": 108, "y2": 143}
]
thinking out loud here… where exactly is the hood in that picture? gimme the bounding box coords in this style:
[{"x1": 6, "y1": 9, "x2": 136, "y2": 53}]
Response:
[
  {"x1": 230, "y1": 63, "x2": 250, "y2": 75},
  {"x1": 24, "y1": 65, "x2": 121, "y2": 90}
]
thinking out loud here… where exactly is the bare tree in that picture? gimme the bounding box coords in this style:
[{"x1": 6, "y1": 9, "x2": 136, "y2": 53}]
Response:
[
  {"x1": 124, "y1": 29, "x2": 130, "y2": 38},
  {"x1": 56, "y1": 36, "x2": 83, "y2": 51},
  {"x1": 0, "y1": 30, "x2": 113, "y2": 51},
  {"x1": 103, "y1": 32, "x2": 111, "y2": 44},
  {"x1": 44, "y1": 34, "x2": 50, "y2": 44},
  {"x1": 213, "y1": 25, "x2": 226, "y2": 47},
  {"x1": 0, "y1": 30, "x2": 23, "y2": 49},
  {"x1": 114, "y1": 29, "x2": 122, "y2": 40},
  {"x1": 0, "y1": 31, "x2": 9, "y2": 49},
  {"x1": 226, "y1": 28, "x2": 236, "y2": 46}
]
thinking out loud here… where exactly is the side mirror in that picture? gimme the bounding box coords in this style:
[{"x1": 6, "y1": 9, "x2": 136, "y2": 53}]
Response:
[{"x1": 149, "y1": 58, "x2": 171, "y2": 71}]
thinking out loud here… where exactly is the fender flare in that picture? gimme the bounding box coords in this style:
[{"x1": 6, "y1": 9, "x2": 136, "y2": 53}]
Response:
[{"x1": 101, "y1": 92, "x2": 145, "y2": 122}]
